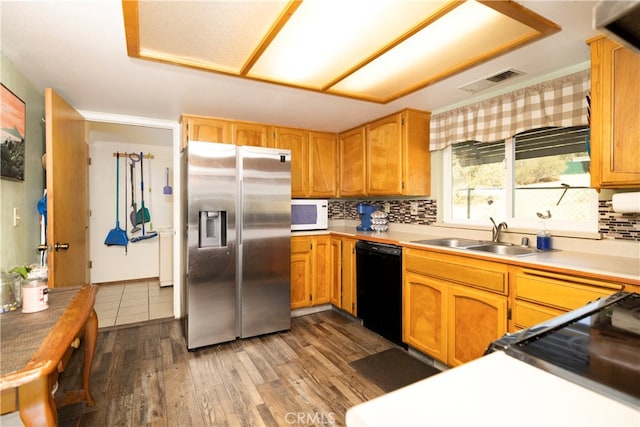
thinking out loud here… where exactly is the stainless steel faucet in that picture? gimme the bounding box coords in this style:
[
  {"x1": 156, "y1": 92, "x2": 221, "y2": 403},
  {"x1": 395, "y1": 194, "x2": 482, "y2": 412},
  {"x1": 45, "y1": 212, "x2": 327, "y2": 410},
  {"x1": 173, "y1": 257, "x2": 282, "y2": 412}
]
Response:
[{"x1": 489, "y1": 217, "x2": 508, "y2": 243}]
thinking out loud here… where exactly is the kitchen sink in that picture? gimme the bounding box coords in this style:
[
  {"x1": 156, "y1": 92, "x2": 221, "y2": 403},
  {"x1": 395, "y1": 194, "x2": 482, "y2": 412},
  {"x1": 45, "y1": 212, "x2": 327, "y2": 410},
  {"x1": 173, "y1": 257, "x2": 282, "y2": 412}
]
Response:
[
  {"x1": 466, "y1": 244, "x2": 540, "y2": 257},
  {"x1": 411, "y1": 238, "x2": 542, "y2": 257},
  {"x1": 410, "y1": 238, "x2": 485, "y2": 248}
]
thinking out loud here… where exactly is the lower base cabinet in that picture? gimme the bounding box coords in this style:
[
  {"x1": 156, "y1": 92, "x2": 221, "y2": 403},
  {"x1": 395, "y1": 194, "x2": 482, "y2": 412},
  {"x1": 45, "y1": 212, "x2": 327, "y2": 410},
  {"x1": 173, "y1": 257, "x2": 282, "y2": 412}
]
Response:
[
  {"x1": 447, "y1": 285, "x2": 507, "y2": 367},
  {"x1": 335, "y1": 237, "x2": 358, "y2": 316},
  {"x1": 403, "y1": 248, "x2": 508, "y2": 367},
  {"x1": 403, "y1": 271, "x2": 448, "y2": 362},
  {"x1": 511, "y1": 268, "x2": 624, "y2": 330},
  {"x1": 290, "y1": 235, "x2": 331, "y2": 309}
]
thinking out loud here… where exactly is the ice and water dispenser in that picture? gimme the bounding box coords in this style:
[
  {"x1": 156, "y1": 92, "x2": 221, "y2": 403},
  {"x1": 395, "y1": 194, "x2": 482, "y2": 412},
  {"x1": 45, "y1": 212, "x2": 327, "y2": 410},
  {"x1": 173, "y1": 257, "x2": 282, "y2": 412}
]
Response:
[{"x1": 199, "y1": 210, "x2": 227, "y2": 248}]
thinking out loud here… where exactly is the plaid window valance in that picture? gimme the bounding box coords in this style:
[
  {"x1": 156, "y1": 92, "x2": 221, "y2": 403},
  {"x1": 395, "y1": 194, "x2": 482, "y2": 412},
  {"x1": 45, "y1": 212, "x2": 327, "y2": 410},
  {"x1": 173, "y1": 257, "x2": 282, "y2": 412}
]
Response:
[{"x1": 429, "y1": 69, "x2": 590, "y2": 150}]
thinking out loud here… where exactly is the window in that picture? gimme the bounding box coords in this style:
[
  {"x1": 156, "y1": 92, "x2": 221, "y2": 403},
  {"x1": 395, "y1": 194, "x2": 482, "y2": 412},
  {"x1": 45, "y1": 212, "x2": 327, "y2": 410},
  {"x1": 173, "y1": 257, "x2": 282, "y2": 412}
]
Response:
[{"x1": 445, "y1": 126, "x2": 598, "y2": 233}]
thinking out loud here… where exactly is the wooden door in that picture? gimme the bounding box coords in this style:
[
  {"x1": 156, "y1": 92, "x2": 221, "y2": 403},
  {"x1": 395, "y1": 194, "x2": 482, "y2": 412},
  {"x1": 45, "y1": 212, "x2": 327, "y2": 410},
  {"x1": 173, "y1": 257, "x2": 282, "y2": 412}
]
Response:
[
  {"x1": 272, "y1": 127, "x2": 308, "y2": 197},
  {"x1": 366, "y1": 113, "x2": 403, "y2": 195},
  {"x1": 329, "y1": 237, "x2": 342, "y2": 307},
  {"x1": 232, "y1": 122, "x2": 269, "y2": 147},
  {"x1": 45, "y1": 89, "x2": 88, "y2": 288},
  {"x1": 312, "y1": 236, "x2": 331, "y2": 305},
  {"x1": 403, "y1": 272, "x2": 448, "y2": 363},
  {"x1": 447, "y1": 285, "x2": 507, "y2": 367},
  {"x1": 309, "y1": 131, "x2": 337, "y2": 197},
  {"x1": 338, "y1": 127, "x2": 366, "y2": 197},
  {"x1": 290, "y1": 236, "x2": 312, "y2": 309}
]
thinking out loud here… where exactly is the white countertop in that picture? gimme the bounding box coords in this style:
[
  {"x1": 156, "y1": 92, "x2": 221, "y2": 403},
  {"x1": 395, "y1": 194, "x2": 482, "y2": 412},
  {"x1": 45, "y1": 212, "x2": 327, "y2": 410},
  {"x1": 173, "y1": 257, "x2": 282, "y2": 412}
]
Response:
[
  {"x1": 345, "y1": 351, "x2": 640, "y2": 427},
  {"x1": 296, "y1": 226, "x2": 640, "y2": 284}
]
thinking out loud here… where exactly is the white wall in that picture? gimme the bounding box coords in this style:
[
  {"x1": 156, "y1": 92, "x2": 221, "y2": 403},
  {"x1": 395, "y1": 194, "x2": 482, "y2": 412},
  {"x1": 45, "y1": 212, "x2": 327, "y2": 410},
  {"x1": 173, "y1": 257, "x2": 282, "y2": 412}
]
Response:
[{"x1": 89, "y1": 138, "x2": 173, "y2": 283}]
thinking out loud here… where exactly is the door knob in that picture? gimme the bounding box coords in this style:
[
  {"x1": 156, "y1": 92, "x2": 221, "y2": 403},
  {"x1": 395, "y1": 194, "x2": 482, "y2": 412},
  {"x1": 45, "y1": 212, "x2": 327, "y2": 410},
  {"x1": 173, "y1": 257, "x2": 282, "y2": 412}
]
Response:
[{"x1": 54, "y1": 242, "x2": 70, "y2": 251}]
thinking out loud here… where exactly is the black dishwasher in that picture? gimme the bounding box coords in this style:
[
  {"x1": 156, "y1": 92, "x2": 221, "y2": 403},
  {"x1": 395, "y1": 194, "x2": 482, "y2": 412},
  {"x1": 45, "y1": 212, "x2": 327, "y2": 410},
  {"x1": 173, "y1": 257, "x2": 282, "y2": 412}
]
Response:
[{"x1": 355, "y1": 240, "x2": 405, "y2": 348}]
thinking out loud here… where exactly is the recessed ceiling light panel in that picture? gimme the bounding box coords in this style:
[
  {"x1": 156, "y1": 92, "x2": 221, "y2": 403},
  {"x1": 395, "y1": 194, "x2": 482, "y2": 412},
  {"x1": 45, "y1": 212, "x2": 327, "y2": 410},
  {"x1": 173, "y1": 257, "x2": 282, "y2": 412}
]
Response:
[{"x1": 123, "y1": 0, "x2": 560, "y2": 103}]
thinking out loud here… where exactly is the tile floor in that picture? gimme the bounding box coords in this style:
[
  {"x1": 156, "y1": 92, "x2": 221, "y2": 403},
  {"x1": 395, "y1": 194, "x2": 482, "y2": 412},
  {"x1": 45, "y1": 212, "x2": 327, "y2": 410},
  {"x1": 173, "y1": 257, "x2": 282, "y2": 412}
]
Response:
[{"x1": 94, "y1": 279, "x2": 174, "y2": 329}]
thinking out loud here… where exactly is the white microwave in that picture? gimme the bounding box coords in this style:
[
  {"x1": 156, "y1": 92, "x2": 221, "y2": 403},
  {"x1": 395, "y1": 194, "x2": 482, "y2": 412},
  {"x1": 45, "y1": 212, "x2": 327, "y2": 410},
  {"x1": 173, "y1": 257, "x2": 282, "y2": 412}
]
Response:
[{"x1": 291, "y1": 199, "x2": 328, "y2": 231}]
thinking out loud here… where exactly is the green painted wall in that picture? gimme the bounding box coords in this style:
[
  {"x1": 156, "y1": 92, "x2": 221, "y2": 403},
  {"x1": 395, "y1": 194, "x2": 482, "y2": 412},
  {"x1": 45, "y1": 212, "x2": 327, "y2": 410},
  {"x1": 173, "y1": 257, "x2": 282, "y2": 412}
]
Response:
[{"x1": 1, "y1": 53, "x2": 46, "y2": 271}]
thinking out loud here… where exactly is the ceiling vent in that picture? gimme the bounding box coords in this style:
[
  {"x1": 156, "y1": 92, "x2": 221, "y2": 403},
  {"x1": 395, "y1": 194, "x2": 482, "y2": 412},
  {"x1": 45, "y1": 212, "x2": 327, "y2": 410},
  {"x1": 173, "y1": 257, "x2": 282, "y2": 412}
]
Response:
[{"x1": 458, "y1": 68, "x2": 525, "y2": 94}]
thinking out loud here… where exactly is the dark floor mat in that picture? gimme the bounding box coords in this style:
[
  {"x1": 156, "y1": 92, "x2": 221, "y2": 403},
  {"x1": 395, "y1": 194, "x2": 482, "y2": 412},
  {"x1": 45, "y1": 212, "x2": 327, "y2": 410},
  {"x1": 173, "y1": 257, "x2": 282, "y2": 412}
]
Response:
[{"x1": 350, "y1": 348, "x2": 441, "y2": 393}]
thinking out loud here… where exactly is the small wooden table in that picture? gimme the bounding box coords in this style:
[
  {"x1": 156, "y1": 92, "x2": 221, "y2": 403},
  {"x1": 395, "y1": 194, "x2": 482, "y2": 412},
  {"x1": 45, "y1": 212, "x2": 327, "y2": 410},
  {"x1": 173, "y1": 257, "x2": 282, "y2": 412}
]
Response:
[{"x1": 0, "y1": 285, "x2": 98, "y2": 426}]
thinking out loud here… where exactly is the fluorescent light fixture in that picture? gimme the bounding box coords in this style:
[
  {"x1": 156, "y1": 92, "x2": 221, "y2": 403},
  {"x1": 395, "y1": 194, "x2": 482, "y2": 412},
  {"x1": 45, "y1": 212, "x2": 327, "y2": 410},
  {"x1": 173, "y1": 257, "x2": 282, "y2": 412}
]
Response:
[{"x1": 123, "y1": 0, "x2": 560, "y2": 103}]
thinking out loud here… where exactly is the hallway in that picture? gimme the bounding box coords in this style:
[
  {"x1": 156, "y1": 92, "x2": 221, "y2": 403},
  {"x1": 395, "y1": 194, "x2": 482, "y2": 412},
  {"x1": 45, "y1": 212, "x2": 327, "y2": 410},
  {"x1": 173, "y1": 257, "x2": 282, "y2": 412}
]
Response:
[{"x1": 93, "y1": 279, "x2": 173, "y2": 328}]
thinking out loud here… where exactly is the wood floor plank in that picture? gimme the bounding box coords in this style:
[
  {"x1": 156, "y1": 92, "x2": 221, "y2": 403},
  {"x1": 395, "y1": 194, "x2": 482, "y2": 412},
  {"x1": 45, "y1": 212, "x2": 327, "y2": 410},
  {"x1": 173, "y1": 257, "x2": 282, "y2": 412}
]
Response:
[{"x1": 56, "y1": 309, "x2": 395, "y2": 426}]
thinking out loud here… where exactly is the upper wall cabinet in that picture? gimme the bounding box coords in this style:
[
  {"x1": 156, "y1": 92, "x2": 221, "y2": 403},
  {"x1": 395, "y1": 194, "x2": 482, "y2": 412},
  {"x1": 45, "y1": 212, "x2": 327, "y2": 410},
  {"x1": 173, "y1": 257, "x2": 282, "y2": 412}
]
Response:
[
  {"x1": 309, "y1": 131, "x2": 338, "y2": 198},
  {"x1": 182, "y1": 115, "x2": 232, "y2": 149},
  {"x1": 182, "y1": 115, "x2": 269, "y2": 148},
  {"x1": 366, "y1": 109, "x2": 431, "y2": 196},
  {"x1": 338, "y1": 126, "x2": 367, "y2": 197},
  {"x1": 232, "y1": 122, "x2": 270, "y2": 147},
  {"x1": 271, "y1": 126, "x2": 309, "y2": 198},
  {"x1": 589, "y1": 36, "x2": 640, "y2": 188}
]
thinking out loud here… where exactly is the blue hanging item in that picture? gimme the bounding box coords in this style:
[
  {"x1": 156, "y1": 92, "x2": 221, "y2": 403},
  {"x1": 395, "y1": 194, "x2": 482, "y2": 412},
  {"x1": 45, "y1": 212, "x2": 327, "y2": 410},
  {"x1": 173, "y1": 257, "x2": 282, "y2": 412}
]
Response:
[
  {"x1": 104, "y1": 152, "x2": 129, "y2": 246},
  {"x1": 37, "y1": 191, "x2": 47, "y2": 227}
]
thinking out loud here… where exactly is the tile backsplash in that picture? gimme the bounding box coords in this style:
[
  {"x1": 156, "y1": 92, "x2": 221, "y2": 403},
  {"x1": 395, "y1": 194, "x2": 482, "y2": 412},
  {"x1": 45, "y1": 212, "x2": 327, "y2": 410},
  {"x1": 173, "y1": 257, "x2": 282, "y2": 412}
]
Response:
[
  {"x1": 328, "y1": 198, "x2": 639, "y2": 242},
  {"x1": 328, "y1": 199, "x2": 437, "y2": 225},
  {"x1": 599, "y1": 200, "x2": 640, "y2": 241}
]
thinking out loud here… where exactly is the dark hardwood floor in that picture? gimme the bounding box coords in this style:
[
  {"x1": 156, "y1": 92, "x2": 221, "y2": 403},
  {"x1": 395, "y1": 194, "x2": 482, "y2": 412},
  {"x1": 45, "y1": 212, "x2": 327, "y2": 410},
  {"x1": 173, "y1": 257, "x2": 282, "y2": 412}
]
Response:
[{"x1": 57, "y1": 310, "x2": 396, "y2": 426}]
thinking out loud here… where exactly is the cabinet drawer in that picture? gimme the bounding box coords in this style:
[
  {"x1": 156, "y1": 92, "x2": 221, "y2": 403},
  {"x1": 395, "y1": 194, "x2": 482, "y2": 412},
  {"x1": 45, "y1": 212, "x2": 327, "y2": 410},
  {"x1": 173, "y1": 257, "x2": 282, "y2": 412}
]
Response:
[
  {"x1": 513, "y1": 300, "x2": 564, "y2": 330},
  {"x1": 291, "y1": 237, "x2": 311, "y2": 253},
  {"x1": 515, "y1": 269, "x2": 622, "y2": 311},
  {"x1": 404, "y1": 249, "x2": 507, "y2": 294}
]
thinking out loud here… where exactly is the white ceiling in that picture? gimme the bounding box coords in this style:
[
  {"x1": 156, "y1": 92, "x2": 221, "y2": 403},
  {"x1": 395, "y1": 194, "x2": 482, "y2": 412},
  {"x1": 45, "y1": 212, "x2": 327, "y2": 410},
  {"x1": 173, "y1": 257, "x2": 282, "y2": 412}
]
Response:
[{"x1": 1, "y1": 1, "x2": 601, "y2": 133}]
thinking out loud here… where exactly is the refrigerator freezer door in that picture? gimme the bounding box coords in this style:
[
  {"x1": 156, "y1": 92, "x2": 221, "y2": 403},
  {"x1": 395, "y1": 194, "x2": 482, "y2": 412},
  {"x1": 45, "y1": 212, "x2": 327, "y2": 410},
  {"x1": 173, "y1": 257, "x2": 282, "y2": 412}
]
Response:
[
  {"x1": 239, "y1": 146, "x2": 292, "y2": 338},
  {"x1": 186, "y1": 142, "x2": 237, "y2": 349}
]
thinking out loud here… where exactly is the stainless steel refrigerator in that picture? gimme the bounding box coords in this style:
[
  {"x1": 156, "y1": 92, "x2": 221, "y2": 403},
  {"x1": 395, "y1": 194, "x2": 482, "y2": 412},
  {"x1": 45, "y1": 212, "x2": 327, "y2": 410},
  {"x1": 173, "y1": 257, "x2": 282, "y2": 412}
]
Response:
[{"x1": 184, "y1": 141, "x2": 291, "y2": 350}]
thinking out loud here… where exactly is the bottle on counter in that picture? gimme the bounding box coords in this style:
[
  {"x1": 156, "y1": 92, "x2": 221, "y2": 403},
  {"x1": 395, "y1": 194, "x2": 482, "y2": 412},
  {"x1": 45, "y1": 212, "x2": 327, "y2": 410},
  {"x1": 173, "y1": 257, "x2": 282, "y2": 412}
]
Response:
[{"x1": 536, "y1": 221, "x2": 552, "y2": 251}]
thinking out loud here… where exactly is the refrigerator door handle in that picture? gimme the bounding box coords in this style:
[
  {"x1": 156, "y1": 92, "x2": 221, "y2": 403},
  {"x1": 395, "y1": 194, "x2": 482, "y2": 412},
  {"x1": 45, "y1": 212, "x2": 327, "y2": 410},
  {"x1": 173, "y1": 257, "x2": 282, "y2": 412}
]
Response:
[{"x1": 237, "y1": 181, "x2": 242, "y2": 246}]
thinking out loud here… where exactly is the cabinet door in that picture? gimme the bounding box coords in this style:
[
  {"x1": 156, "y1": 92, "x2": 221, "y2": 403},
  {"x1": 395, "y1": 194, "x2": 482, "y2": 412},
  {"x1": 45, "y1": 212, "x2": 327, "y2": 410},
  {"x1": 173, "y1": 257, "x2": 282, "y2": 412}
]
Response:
[
  {"x1": 329, "y1": 237, "x2": 342, "y2": 307},
  {"x1": 341, "y1": 238, "x2": 357, "y2": 315},
  {"x1": 590, "y1": 37, "x2": 640, "y2": 188},
  {"x1": 403, "y1": 271, "x2": 448, "y2": 363},
  {"x1": 338, "y1": 127, "x2": 366, "y2": 197},
  {"x1": 309, "y1": 131, "x2": 338, "y2": 198},
  {"x1": 313, "y1": 236, "x2": 331, "y2": 305},
  {"x1": 272, "y1": 127, "x2": 309, "y2": 197},
  {"x1": 182, "y1": 116, "x2": 231, "y2": 149},
  {"x1": 291, "y1": 237, "x2": 312, "y2": 309},
  {"x1": 232, "y1": 122, "x2": 270, "y2": 147},
  {"x1": 448, "y1": 285, "x2": 507, "y2": 367},
  {"x1": 366, "y1": 113, "x2": 403, "y2": 195}
]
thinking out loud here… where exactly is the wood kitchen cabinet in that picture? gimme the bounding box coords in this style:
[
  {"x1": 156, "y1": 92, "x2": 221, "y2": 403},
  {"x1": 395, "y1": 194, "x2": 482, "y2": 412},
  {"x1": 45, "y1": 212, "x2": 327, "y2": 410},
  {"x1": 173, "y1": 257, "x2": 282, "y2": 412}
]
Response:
[
  {"x1": 447, "y1": 284, "x2": 507, "y2": 367},
  {"x1": 366, "y1": 109, "x2": 431, "y2": 196},
  {"x1": 313, "y1": 235, "x2": 331, "y2": 306},
  {"x1": 181, "y1": 115, "x2": 269, "y2": 149},
  {"x1": 232, "y1": 121, "x2": 270, "y2": 147},
  {"x1": 511, "y1": 267, "x2": 624, "y2": 330},
  {"x1": 338, "y1": 126, "x2": 367, "y2": 197},
  {"x1": 403, "y1": 270, "x2": 448, "y2": 362},
  {"x1": 403, "y1": 248, "x2": 508, "y2": 366},
  {"x1": 588, "y1": 36, "x2": 640, "y2": 188},
  {"x1": 309, "y1": 131, "x2": 338, "y2": 198},
  {"x1": 181, "y1": 115, "x2": 232, "y2": 149},
  {"x1": 271, "y1": 127, "x2": 309, "y2": 197},
  {"x1": 291, "y1": 236, "x2": 313, "y2": 309},
  {"x1": 329, "y1": 236, "x2": 342, "y2": 307},
  {"x1": 290, "y1": 235, "x2": 331, "y2": 309},
  {"x1": 342, "y1": 237, "x2": 357, "y2": 316}
]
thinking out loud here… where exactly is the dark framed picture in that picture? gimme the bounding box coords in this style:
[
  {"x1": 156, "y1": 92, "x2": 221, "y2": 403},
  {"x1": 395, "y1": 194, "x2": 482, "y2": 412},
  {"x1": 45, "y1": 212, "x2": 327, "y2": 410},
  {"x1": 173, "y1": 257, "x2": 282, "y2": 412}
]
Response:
[{"x1": 1, "y1": 83, "x2": 26, "y2": 181}]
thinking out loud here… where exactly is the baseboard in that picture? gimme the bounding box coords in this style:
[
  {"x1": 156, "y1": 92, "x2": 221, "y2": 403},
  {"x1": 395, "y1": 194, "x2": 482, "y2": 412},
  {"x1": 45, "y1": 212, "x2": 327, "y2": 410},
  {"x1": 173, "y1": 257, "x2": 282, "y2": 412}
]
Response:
[{"x1": 291, "y1": 304, "x2": 332, "y2": 318}]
